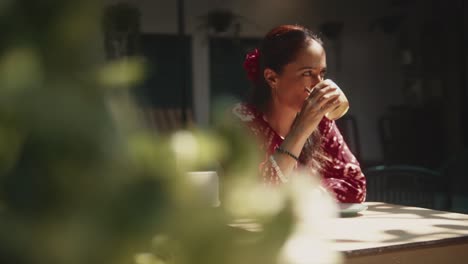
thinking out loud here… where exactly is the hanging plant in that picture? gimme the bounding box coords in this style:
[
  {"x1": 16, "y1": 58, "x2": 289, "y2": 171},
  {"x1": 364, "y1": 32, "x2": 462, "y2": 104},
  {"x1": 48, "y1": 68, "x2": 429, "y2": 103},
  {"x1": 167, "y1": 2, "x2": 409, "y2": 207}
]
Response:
[
  {"x1": 103, "y1": 2, "x2": 141, "y2": 59},
  {"x1": 197, "y1": 9, "x2": 243, "y2": 36}
]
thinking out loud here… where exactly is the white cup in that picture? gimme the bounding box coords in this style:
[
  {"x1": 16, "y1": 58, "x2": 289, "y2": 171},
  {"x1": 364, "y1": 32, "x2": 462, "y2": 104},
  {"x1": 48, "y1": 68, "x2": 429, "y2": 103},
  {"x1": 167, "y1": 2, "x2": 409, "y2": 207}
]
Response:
[{"x1": 325, "y1": 87, "x2": 349, "y2": 120}]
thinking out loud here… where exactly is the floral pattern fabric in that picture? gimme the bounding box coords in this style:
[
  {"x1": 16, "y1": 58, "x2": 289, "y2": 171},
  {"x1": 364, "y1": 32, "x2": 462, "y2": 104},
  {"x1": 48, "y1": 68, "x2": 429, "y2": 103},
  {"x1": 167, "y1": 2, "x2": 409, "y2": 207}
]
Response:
[{"x1": 232, "y1": 103, "x2": 366, "y2": 203}]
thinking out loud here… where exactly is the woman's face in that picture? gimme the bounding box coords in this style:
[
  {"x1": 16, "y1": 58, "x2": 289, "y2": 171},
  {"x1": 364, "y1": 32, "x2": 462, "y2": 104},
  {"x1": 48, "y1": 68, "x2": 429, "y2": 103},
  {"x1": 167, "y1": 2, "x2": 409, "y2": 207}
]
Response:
[{"x1": 266, "y1": 40, "x2": 327, "y2": 112}]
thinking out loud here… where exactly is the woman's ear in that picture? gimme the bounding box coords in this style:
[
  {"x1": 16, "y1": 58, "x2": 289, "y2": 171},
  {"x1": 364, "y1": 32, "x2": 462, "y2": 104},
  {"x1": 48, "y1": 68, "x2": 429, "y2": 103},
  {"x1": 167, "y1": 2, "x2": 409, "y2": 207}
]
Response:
[{"x1": 264, "y1": 68, "x2": 279, "y2": 88}]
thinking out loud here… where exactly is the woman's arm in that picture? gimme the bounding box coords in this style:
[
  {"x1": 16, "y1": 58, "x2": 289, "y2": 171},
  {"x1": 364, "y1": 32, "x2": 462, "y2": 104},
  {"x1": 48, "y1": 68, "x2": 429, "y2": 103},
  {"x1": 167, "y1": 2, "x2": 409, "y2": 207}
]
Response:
[
  {"x1": 232, "y1": 103, "x2": 309, "y2": 185},
  {"x1": 267, "y1": 125, "x2": 309, "y2": 183},
  {"x1": 268, "y1": 82, "x2": 344, "y2": 183}
]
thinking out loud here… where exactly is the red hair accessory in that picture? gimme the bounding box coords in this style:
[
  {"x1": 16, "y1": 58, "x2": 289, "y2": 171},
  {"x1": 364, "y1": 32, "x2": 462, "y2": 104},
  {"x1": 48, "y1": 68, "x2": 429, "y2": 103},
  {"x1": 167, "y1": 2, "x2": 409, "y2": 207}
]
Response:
[{"x1": 243, "y1": 48, "x2": 261, "y2": 82}]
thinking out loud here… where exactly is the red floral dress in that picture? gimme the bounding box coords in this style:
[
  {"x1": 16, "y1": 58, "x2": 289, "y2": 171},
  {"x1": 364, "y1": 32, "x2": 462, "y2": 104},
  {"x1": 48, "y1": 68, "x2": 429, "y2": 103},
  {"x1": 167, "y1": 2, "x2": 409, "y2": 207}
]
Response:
[{"x1": 232, "y1": 103, "x2": 366, "y2": 203}]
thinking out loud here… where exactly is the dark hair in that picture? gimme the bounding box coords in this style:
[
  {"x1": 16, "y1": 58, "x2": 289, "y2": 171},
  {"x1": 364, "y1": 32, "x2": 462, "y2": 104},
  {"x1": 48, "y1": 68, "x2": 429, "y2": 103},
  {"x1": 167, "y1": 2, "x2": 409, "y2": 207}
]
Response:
[{"x1": 248, "y1": 25, "x2": 328, "y2": 170}]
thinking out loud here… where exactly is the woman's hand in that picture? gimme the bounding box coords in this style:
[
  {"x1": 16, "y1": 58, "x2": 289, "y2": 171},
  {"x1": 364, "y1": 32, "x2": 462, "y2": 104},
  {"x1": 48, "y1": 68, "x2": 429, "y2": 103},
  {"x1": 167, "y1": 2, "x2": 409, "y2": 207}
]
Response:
[{"x1": 293, "y1": 79, "x2": 343, "y2": 136}]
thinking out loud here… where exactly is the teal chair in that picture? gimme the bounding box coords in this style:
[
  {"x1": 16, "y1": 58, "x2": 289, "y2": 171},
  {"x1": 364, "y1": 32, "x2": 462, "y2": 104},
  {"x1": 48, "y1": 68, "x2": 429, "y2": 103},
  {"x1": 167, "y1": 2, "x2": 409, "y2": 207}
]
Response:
[
  {"x1": 364, "y1": 165, "x2": 448, "y2": 210},
  {"x1": 439, "y1": 149, "x2": 468, "y2": 213}
]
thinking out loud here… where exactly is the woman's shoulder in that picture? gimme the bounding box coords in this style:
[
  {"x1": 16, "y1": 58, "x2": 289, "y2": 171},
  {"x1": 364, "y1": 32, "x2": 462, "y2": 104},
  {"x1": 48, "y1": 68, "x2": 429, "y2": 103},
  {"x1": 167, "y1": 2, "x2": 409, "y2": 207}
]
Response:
[{"x1": 231, "y1": 102, "x2": 260, "y2": 123}]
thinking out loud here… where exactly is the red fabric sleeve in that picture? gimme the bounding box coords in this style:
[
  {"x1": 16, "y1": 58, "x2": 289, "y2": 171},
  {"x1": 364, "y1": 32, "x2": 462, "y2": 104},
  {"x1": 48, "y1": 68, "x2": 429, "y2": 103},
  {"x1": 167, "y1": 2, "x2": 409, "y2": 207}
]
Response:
[{"x1": 319, "y1": 118, "x2": 367, "y2": 203}]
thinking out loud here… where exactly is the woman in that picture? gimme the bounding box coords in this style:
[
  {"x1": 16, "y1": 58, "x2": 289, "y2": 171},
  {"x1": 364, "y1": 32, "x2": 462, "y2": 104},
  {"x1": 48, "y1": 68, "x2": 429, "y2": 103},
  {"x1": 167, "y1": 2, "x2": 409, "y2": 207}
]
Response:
[{"x1": 232, "y1": 25, "x2": 366, "y2": 203}]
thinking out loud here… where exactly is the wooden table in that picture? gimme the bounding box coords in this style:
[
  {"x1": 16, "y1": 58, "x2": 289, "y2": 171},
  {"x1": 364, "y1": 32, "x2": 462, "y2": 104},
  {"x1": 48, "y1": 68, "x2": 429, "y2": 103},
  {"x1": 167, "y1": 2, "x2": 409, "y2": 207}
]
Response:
[{"x1": 330, "y1": 202, "x2": 468, "y2": 264}]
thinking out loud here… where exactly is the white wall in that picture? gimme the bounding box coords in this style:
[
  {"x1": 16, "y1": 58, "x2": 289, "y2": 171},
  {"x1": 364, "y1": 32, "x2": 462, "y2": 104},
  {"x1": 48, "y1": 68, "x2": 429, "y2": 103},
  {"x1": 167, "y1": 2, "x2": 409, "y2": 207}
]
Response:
[{"x1": 105, "y1": 0, "x2": 411, "y2": 163}]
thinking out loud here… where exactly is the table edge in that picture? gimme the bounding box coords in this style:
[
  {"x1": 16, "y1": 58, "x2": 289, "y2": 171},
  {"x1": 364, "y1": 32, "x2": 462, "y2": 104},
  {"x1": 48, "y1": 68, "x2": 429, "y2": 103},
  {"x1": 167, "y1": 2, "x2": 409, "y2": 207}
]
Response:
[{"x1": 342, "y1": 236, "x2": 468, "y2": 258}]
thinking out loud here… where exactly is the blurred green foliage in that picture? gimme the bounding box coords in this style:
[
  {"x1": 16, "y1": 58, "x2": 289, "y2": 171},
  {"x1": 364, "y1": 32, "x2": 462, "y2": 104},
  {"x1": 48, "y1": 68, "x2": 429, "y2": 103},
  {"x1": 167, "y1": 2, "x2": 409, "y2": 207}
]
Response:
[
  {"x1": 0, "y1": 0, "x2": 296, "y2": 264},
  {"x1": 0, "y1": 1, "x2": 341, "y2": 264}
]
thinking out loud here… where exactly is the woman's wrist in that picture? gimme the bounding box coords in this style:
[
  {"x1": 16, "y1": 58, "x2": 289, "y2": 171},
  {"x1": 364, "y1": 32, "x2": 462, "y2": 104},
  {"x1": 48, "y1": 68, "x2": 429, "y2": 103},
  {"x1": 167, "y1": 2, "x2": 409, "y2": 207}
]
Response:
[
  {"x1": 276, "y1": 147, "x2": 300, "y2": 161},
  {"x1": 279, "y1": 125, "x2": 309, "y2": 159},
  {"x1": 289, "y1": 122, "x2": 315, "y2": 143}
]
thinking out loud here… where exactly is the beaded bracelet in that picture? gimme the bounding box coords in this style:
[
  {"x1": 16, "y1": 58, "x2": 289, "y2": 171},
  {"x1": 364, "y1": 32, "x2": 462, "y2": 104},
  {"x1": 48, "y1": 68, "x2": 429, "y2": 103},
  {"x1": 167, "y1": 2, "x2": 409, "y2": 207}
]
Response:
[{"x1": 276, "y1": 147, "x2": 300, "y2": 161}]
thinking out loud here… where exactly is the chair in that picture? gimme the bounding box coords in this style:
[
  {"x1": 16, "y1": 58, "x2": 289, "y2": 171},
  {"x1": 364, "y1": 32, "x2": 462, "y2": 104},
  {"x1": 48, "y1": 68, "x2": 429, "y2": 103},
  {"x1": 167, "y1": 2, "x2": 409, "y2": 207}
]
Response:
[
  {"x1": 439, "y1": 148, "x2": 468, "y2": 213},
  {"x1": 335, "y1": 115, "x2": 361, "y2": 162},
  {"x1": 143, "y1": 107, "x2": 193, "y2": 132},
  {"x1": 364, "y1": 165, "x2": 447, "y2": 209},
  {"x1": 377, "y1": 106, "x2": 444, "y2": 168}
]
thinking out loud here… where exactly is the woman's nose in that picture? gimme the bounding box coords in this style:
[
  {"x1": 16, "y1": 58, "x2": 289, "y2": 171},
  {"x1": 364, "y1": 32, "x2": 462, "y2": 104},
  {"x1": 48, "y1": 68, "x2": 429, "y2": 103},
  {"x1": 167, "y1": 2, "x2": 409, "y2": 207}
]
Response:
[
  {"x1": 308, "y1": 75, "x2": 324, "y2": 89},
  {"x1": 311, "y1": 75, "x2": 323, "y2": 86}
]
